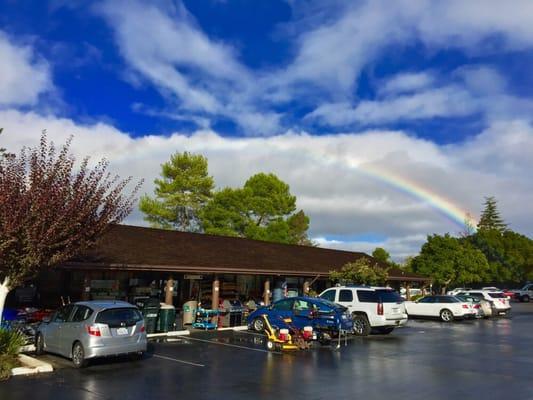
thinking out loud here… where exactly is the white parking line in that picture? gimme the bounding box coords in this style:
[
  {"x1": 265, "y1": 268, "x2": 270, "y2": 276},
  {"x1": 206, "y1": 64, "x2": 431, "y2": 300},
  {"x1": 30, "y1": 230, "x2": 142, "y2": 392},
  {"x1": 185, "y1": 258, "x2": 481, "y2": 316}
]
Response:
[
  {"x1": 234, "y1": 330, "x2": 265, "y2": 337},
  {"x1": 152, "y1": 354, "x2": 205, "y2": 367},
  {"x1": 185, "y1": 336, "x2": 282, "y2": 355}
]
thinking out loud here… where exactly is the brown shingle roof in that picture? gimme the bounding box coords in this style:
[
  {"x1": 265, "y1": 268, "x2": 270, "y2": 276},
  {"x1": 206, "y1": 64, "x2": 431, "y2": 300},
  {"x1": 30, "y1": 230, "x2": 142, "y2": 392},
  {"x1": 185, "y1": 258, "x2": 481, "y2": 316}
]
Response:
[{"x1": 64, "y1": 224, "x2": 427, "y2": 281}]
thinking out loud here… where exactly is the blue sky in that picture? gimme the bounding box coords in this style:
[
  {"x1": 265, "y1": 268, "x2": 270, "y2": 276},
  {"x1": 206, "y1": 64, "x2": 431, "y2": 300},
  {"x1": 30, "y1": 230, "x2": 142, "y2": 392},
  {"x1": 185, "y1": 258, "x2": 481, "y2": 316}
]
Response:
[{"x1": 1, "y1": 0, "x2": 533, "y2": 258}]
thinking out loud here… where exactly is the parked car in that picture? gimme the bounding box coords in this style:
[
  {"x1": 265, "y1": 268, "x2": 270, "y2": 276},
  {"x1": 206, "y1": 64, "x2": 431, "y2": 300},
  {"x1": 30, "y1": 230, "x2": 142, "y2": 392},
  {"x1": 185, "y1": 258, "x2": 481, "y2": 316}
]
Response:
[
  {"x1": 458, "y1": 290, "x2": 511, "y2": 316},
  {"x1": 318, "y1": 286, "x2": 407, "y2": 335},
  {"x1": 247, "y1": 297, "x2": 353, "y2": 337},
  {"x1": 509, "y1": 283, "x2": 533, "y2": 302},
  {"x1": 455, "y1": 294, "x2": 491, "y2": 318},
  {"x1": 447, "y1": 288, "x2": 472, "y2": 296},
  {"x1": 400, "y1": 287, "x2": 423, "y2": 299},
  {"x1": 405, "y1": 295, "x2": 476, "y2": 322},
  {"x1": 35, "y1": 301, "x2": 147, "y2": 368}
]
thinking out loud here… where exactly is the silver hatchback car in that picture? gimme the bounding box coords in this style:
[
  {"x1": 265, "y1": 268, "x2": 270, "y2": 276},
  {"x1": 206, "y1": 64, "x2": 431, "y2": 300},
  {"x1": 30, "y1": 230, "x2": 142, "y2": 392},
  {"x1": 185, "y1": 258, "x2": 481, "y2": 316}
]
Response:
[{"x1": 35, "y1": 301, "x2": 147, "y2": 368}]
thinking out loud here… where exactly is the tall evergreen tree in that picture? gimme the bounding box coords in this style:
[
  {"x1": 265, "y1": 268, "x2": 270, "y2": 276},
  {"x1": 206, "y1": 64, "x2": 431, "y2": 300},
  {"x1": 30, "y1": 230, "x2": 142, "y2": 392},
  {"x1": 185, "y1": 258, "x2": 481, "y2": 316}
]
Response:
[
  {"x1": 477, "y1": 196, "x2": 507, "y2": 233},
  {"x1": 139, "y1": 152, "x2": 214, "y2": 231}
]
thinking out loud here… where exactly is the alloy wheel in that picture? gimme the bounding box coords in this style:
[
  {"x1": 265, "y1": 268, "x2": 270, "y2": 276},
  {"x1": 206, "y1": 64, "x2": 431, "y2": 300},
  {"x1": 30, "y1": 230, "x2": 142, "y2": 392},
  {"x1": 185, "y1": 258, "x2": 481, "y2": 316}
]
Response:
[{"x1": 253, "y1": 318, "x2": 265, "y2": 332}]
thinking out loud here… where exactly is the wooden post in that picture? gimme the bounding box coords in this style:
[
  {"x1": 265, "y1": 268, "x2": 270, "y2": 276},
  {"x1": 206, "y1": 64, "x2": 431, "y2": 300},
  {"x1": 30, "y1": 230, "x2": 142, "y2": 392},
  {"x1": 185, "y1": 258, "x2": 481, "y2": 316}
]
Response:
[
  {"x1": 303, "y1": 280, "x2": 310, "y2": 296},
  {"x1": 165, "y1": 277, "x2": 174, "y2": 305},
  {"x1": 405, "y1": 282, "x2": 411, "y2": 301},
  {"x1": 263, "y1": 279, "x2": 270, "y2": 306},
  {"x1": 82, "y1": 273, "x2": 91, "y2": 301},
  {"x1": 212, "y1": 276, "x2": 220, "y2": 310}
]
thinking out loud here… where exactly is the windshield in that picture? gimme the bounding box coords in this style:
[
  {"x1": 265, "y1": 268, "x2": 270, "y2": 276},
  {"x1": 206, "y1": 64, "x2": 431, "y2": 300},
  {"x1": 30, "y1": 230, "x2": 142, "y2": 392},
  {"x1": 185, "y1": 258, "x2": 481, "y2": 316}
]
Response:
[
  {"x1": 488, "y1": 292, "x2": 506, "y2": 298},
  {"x1": 315, "y1": 299, "x2": 347, "y2": 312}
]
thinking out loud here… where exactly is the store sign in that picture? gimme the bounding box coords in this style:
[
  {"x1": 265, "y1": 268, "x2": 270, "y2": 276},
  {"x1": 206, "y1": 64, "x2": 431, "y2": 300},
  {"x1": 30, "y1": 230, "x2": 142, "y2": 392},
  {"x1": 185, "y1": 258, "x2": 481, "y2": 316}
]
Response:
[{"x1": 184, "y1": 274, "x2": 203, "y2": 280}]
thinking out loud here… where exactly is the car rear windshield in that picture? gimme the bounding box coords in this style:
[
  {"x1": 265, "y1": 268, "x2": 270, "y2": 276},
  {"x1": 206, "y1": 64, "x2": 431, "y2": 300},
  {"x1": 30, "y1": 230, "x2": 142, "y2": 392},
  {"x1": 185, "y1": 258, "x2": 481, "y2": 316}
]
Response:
[
  {"x1": 488, "y1": 292, "x2": 506, "y2": 298},
  {"x1": 95, "y1": 308, "x2": 142, "y2": 328},
  {"x1": 376, "y1": 290, "x2": 404, "y2": 303},
  {"x1": 357, "y1": 290, "x2": 403, "y2": 303}
]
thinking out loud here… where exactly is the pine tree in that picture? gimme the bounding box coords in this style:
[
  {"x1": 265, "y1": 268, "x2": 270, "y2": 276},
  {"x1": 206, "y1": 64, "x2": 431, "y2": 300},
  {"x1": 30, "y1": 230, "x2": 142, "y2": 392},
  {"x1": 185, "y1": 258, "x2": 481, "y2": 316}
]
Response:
[
  {"x1": 139, "y1": 152, "x2": 214, "y2": 232},
  {"x1": 477, "y1": 196, "x2": 507, "y2": 233}
]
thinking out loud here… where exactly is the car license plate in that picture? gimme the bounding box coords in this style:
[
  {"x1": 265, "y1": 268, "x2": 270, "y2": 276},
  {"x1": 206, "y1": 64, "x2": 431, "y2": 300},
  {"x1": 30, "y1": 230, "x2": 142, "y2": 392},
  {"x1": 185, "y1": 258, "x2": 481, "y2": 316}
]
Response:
[
  {"x1": 117, "y1": 327, "x2": 128, "y2": 335},
  {"x1": 392, "y1": 308, "x2": 399, "y2": 313}
]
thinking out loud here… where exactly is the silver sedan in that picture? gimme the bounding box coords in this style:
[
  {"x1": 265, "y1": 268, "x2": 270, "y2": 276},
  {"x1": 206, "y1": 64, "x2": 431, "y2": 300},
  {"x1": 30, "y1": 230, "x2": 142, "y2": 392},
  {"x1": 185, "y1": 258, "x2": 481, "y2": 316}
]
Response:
[{"x1": 35, "y1": 301, "x2": 147, "y2": 368}]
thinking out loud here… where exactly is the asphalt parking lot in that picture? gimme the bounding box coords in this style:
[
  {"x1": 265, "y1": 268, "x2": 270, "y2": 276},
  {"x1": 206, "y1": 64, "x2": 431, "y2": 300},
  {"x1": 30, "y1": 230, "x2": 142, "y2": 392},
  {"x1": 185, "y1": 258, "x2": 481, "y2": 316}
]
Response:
[{"x1": 2, "y1": 303, "x2": 532, "y2": 400}]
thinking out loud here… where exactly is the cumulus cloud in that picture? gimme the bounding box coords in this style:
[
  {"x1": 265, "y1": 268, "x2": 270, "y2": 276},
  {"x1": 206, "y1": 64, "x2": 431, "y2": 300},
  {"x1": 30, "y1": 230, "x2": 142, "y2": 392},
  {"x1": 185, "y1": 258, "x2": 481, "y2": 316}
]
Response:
[
  {"x1": 1, "y1": 109, "x2": 532, "y2": 259},
  {"x1": 0, "y1": 31, "x2": 53, "y2": 107}
]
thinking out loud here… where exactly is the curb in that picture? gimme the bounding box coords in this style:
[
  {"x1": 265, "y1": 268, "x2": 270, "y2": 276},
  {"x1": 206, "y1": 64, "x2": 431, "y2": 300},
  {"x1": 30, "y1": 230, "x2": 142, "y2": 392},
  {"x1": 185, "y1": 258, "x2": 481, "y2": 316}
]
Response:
[
  {"x1": 147, "y1": 330, "x2": 191, "y2": 338},
  {"x1": 11, "y1": 354, "x2": 53, "y2": 376}
]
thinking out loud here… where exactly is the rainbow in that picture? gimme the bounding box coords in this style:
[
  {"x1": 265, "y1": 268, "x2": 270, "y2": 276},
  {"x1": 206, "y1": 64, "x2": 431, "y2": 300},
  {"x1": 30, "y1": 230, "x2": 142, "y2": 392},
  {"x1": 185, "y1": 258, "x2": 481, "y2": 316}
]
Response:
[{"x1": 282, "y1": 142, "x2": 476, "y2": 230}]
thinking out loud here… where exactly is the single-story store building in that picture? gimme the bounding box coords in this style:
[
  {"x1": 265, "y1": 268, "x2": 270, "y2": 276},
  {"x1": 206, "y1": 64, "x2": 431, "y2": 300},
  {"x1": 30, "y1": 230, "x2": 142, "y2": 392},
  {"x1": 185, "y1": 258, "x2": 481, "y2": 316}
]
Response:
[{"x1": 9, "y1": 224, "x2": 429, "y2": 310}]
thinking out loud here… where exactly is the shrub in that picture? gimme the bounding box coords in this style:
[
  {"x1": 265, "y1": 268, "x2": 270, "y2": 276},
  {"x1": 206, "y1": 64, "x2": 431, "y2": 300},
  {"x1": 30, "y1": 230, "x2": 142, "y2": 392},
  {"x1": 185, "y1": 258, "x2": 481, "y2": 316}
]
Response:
[
  {"x1": 0, "y1": 328, "x2": 24, "y2": 380},
  {"x1": 0, "y1": 328, "x2": 24, "y2": 356}
]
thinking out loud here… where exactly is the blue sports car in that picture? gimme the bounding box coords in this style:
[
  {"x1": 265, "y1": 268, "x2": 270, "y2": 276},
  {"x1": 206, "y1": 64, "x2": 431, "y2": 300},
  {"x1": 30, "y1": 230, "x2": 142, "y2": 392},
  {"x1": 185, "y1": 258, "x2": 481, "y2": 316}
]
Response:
[{"x1": 247, "y1": 296, "x2": 353, "y2": 334}]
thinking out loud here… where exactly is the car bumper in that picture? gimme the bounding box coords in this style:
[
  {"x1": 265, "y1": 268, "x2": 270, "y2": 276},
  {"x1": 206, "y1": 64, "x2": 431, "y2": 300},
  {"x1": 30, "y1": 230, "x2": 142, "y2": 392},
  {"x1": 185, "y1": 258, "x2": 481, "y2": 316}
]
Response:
[
  {"x1": 374, "y1": 314, "x2": 408, "y2": 327},
  {"x1": 85, "y1": 339, "x2": 147, "y2": 359}
]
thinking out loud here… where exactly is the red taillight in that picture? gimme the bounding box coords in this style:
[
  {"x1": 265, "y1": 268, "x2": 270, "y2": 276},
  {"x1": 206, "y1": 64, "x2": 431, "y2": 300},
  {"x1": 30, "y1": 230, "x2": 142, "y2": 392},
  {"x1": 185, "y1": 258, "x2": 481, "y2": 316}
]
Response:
[
  {"x1": 140, "y1": 325, "x2": 145, "y2": 333},
  {"x1": 462, "y1": 304, "x2": 469, "y2": 309},
  {"x1": 474, "y1": 304, "x2": 481, "y2": 309},
  {"x1": 87, "y1": 325, "x2": 101, "y2": 337},
  {"x1": 377, "y1": 302, "x2": 384, "y2": 315}
]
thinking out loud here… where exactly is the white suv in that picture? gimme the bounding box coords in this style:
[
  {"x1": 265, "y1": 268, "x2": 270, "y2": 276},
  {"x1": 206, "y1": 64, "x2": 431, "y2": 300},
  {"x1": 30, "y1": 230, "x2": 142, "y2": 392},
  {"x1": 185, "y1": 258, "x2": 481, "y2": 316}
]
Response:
[
  {"x1": 458, "y1": 290, "x2": 511, "y2": 316},
  {"x1": 318, "y1": 286, "x2": 407, "y2": 336}
]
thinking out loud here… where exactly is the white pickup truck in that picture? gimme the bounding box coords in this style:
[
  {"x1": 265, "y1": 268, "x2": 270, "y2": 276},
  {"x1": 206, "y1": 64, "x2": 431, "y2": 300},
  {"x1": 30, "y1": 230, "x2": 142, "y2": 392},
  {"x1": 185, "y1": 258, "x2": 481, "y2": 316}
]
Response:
[{"x1": 511, "y1": 283, "x2": 533, "y2": 302}]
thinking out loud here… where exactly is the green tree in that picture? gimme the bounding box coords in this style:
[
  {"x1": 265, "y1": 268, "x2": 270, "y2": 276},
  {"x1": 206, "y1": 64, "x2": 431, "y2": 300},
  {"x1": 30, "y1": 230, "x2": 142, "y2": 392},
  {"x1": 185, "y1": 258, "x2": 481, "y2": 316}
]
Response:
[
  {"x1": 411, "y1": 234, "x2": 490, "y2": 293},
  {"x1": 201, "y1": 173, "x2": 312, "y2": 245},
  {"x1": 0, "y1": 133, "x2": 139, "y2": 321},
  {"x1": 330, "y1": 257, "x2": 389, "y2": 286},
  {"x1": 477, "y1": 196, "x2": 507, "y2": 233},
  {"x1": 469, "y1": 229, "x2": 533, "y2": 282},
  {"x1": 372, "y1": 247, "x2": 391, "y2": 264},
  {"x1": 139, "y1": 152, "x2": 214, "y2": 231}
]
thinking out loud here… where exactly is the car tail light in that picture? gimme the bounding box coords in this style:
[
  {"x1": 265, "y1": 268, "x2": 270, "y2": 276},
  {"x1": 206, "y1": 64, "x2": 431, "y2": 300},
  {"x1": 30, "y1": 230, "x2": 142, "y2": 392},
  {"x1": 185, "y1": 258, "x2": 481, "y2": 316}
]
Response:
[
  {"x1": 140, "y1": 325, "x2": 145, "y2": 333},
  {"x1": 87, "y1": 325, "x2": 101, "y2": 337},
  {"x1": 474, "y1": 304, "x2": 480, "y2": 309},
  {"x1": 462, "y1": 304, "x2": 469, "y2": 309},
  {"x1": 377, "y1": 302, "x2": 384, "y2": 315}
]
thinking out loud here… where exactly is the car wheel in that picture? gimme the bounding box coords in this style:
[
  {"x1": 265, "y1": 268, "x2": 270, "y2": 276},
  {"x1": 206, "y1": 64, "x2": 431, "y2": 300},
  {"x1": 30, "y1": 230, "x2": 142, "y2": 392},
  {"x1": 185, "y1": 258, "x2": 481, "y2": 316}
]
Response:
[
  {"x1": 253, "y1": 318, "x2": 265, "y2": 332},
  {"x1": 352, "y1": 314, "x2": 371, "y2": 336},
  {"x1": 440, "y1": 309, "x2": 454, "y2": 322},
  {"x1": 35, "y1": 333, "x2": 45, "y2": 356},
  {"x1": 522, "y1": 295, "x2": 530, "y2": 303},
  {"x1": 72, "y1": 342, "x2": 87, "y2": 368},
  {"x1": 375, "y1": 327, "x2": 395, "y2": 335}
]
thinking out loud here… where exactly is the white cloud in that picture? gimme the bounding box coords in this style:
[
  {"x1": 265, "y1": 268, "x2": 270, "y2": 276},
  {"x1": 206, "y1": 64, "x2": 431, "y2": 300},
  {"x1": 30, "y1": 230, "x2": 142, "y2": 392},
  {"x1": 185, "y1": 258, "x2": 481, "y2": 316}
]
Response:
[
  {"x1": 306, "y1": 86, "x2": 477, "y2": 126},
  {"x1": 283, "y1": 0, "x2": 533, "y2": 95},
  {"x1": 1, "y1": 109, "x2": 532, "y2": 258},
  {"x1": 379, "y1": 72, "x2": 435, "y2": 96},
  {"x1": 0, "y1": 31, "x2": 53, "y2": 107},
  {"x1": 96, "y1": 0, "x2": 282, "y2": 136},
  {"x1": 91, "y1": 1, "x2": 533, "y2": 134}
]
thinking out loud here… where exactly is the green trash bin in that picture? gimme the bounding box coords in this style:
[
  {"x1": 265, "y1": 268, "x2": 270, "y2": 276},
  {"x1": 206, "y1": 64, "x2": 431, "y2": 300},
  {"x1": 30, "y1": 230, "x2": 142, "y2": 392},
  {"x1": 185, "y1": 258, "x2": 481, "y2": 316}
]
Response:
[
  {"x1": 157, "y1": 305, "x2": 176, "y2": 333},
  {"x1": 142, "y1": 298, "x2": 161, "y2": 334}
]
